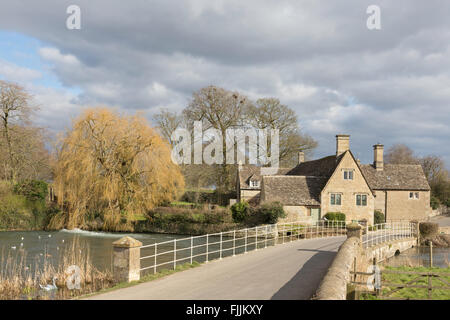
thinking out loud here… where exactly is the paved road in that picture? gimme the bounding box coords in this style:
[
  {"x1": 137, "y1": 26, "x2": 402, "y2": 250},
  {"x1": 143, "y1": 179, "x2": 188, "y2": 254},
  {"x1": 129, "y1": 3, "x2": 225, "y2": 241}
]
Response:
[
  {"x1": 88, "y1": 236, "x2": 346, "y2": 300},
  {"x1": 429, "y1": 214, "x2": 450, "y2": 227}
]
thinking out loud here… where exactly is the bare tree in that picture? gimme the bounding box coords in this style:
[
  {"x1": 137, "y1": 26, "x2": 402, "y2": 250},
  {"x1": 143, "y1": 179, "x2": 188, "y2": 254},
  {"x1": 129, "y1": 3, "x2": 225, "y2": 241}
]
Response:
[
  {"x1": 0, "y1": 80, "x2": 43, "y2": 181},
  {"x1": 153, "y1": 109, "x2": 184, "y2": 146},
  {"x1": 385, "y1": 144, "x2": 418, "y2": 165},
  {"x1": 183, "y1": 85, "x2": 251, "y2": 192},
  {"x1": 246, "y1": 98, "x2": 318, "y2": 166}
]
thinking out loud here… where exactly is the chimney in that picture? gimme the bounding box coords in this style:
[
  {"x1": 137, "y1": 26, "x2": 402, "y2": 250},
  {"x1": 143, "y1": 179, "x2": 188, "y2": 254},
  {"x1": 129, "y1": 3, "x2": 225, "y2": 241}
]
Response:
[
  {"x1": 336, "y1": 134, "x2": 350, "y2": 157},
  {"x1": 373, "y1": 144, "x2": 384, "y2": 171},
  {"x1": 298, "y1": 151, "x2": 305, "y2": 164}
]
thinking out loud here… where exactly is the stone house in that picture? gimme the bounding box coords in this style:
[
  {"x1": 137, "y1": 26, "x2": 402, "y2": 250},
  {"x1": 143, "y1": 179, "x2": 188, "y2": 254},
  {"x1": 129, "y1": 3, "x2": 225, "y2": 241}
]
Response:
[{"x1": 237, "y1": 135, "x2": 431, "y2": 224}]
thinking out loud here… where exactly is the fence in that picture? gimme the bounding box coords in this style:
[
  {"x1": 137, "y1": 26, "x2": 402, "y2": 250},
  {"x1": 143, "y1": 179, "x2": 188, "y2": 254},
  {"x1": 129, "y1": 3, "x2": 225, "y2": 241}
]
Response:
[
  {"x1": 362, "y1": 221, "x2": 416, "y2": 248},
  {"x1": 351, "y1": 261, "x2": 450, "y2": 300},
  {"x1": 138, "y1": 220, "x2": 347, "y2": 275}
]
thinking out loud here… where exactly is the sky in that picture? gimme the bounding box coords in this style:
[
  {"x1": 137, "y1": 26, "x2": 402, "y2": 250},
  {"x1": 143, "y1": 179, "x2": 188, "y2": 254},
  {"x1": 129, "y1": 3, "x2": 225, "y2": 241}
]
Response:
[{"x1": 0, "y1": 0, "x2": 449, "y2": 167}]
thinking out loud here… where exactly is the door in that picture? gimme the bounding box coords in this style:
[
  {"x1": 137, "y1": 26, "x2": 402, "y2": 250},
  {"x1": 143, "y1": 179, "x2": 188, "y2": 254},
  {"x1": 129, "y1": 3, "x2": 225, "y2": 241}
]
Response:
[{"x1": 311, "y1": 208, "x2": 321, "y2": 221}]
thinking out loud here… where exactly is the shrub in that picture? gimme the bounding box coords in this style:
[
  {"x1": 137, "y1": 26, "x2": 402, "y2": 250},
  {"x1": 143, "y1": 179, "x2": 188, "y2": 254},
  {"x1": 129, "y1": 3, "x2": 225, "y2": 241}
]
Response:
[
  {"x1": 13, "y1": 180, "x2": 48, "y2": 202},
  {"x1": 324, "y1": 212, "x2": 346, "y2": 221},
  {"x1": 374, "y1": 210, "x2": 385, "y2": 224},
  {"x1": 419, "y1": 222, "x2": 439, "y2": 239},
  {"x1": 430, "y1": 196, "x2": 440, "y2": 210},
  {"x1": 445, "y1": 198, "x2": 450, "y2": 208},
  {"x1": 257, "y1": 202, "x2": 286, "y2": 224},
  {"x1": 230, "y1": 201, "x2": 250, "y2": 223}
]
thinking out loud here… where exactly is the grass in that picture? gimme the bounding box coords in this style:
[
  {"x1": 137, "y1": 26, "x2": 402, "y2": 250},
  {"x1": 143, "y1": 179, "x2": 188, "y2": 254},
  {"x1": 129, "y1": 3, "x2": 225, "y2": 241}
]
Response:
[
  {"x1": 77, "y1": 261, "x2": 201, "y2": 299},
  {"x1": 360, "y1": 266, "x2": 450, "y2": 300}
]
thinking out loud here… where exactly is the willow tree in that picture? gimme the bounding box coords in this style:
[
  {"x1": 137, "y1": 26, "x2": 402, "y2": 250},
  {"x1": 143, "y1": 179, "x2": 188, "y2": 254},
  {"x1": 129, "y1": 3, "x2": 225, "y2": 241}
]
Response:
[{"x1": 52, "y1": 108, "x2": 184, "y2": 230}]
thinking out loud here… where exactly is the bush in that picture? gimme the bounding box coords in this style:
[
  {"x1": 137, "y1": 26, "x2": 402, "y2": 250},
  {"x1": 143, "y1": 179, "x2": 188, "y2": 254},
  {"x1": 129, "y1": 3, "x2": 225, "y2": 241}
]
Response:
[
  {"x1": 257, "y1": 202, "x2": 286, "y2": 224},
  {"x1": 419, "y1": 222, "x2": 439, "y2": 239},
  {"x1": 230, "y1": 201, "x2": 250, "y2": 223},
  {"x1": 430, "y1": 196, "x2": 440, "y2": 210},
  {"x1": 445, "y1": 198, "x2": 450, "y2": 208},
  {"x1": 13, "y1": 180, "x2": 48, "y2": 202},
  {"x1": 324, "y1": 212, "x2": 346, "y2": 221},
  {"x1": 374, "y1": 210, "x2": 385, "y2": 224}
]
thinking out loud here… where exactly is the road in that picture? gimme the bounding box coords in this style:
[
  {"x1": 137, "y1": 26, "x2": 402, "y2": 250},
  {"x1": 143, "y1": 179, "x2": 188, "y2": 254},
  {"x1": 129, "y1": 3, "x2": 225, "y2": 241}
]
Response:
[
  {"x1": 429, "y1": 214, "x2": 450, "y2": 227},
  {"x1": 88, "y1": 236, "x2": 346, "y2": 300}
]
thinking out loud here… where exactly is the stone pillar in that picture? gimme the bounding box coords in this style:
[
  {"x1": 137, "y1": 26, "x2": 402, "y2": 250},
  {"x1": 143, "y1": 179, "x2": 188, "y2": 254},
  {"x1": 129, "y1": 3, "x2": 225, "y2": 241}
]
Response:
[
  {"x1": 113, "y1": 236, "x2": 142, "y2": 283},
  {"x1": 346, "y1": 223, "x2": 362, "y2": 247},
  {"x1": 411, "y1": 220, "x2": 420, "y2": 245}
]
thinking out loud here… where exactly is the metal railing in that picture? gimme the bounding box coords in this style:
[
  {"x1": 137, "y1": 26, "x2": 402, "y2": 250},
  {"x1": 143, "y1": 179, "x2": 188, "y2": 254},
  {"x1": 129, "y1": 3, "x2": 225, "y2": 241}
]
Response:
[
  {"x1": 138, "y1": 220, "x2": 347, "y2": 274},
  {"x1": 362, "y1": 222, "x2": 416, "y2": 249}
]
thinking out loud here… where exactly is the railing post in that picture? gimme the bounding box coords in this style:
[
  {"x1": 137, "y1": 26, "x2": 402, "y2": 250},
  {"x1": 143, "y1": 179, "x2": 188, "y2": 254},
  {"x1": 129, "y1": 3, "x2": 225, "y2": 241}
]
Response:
[
  {"x1": 220, "y1": 232, "x2": 223, "y2": 259},
  {"x1": 265, "y1": 225, "x2": 268, "y2": 248},
  {"x1": 190, "y1": 236, "x2": 193, "y2": 264},
  {"x1": 112, "y1": 236, "x2": 142, "y2": 283},
  {"x1": 154, "y1": 243, "x2": 157, "y2": 274},
  {"x1": 173, "y1": 239, "x2": 176, "y2": 270},
  {"x1": 255, "y1": 227, "x2": 258, "y2": 250},
  {"x1": 233, "y1": 230, "x2": 236, "y2": 256},
  {"x1": 206, "y1": 235, "x2": 209, "y2": 263},
  {"x1": 245, "y1": 228, "x2": 248, "y2": 253}
]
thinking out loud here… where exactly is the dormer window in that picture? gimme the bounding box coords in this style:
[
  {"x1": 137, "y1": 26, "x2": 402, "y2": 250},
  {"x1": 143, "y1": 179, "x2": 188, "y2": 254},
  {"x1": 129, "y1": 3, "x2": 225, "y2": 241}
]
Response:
[
  {"x1": 343, "y1": 169, "x2": 354, "y2": 180},
  {"x1": 250, "y1": 180, "x2": 260, "y2": 188}
]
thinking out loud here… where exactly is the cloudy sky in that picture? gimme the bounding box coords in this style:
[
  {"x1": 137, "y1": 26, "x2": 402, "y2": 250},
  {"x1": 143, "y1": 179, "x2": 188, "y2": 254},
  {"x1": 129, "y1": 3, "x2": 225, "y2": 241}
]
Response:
[{"x1": 0, "y1": 1, "x2": 449, "y2": 166}]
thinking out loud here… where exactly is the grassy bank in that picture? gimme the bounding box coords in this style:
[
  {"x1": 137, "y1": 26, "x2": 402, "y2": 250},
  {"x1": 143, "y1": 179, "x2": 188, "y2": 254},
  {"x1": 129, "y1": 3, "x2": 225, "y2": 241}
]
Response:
[
  {"x1": 360, "y1": 266, "x2": 450, "y2": 300},
  {"x1": 0, "y1": 180, "x2": 59, "y2": 232}
]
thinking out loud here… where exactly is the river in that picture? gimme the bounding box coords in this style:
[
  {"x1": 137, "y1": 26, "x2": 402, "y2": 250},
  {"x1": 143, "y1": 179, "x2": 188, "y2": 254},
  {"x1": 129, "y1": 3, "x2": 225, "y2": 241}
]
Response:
[
  {"x1": 382, "y1": 246, "x2": 450, "y2": 268},
  {"x1": 0, "y1": 229, "x2": 186, "y2": 275}
]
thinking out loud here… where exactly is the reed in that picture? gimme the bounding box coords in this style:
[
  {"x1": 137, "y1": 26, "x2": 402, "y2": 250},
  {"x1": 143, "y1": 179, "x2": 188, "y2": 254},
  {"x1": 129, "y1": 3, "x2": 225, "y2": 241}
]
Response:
[{"x1": 0, "y1": 236, "x2": 115, "y2": 300}]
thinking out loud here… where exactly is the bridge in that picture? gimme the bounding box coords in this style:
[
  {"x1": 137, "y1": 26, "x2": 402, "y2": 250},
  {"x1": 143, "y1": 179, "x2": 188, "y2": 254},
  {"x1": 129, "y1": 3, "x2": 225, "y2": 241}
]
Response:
[{"x1": 88, "y1": 221, "x2": 418, "y2": 300}]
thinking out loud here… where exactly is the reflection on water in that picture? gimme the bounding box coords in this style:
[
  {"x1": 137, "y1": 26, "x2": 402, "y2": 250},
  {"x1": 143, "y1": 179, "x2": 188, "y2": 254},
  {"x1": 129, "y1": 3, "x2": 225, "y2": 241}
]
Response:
[{"x1": 383, "y1": 246, "x2": 450, "y2": 268}]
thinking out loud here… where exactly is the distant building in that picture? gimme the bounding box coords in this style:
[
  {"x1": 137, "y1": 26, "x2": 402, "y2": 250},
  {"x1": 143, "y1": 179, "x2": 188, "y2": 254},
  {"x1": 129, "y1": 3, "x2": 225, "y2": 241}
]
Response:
[{"x1": 237, "y1": 135, "x2": 431, "y2": 224}]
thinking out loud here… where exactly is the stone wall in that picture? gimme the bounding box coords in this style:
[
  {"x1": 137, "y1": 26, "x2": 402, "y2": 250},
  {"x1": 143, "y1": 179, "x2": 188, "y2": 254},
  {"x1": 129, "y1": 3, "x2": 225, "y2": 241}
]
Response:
[
  {"x1": 320, "y1": 152, "x2": 374, "y2": 224},
  {"x1": 315, "y1": 226, "x2": 417, "y2": 300},
  {"x1": 280, "y1": 205, "x2": 312, "y2": 223},
  {"x1": 386, "y1": 190, "x2": 431, "y2": 221},
  {"x1": 239, "y1": 189, "x2": 260, "y2": 203},
  {"x1": 314, "y1": 237, "x2": 360, "y2": 300}
]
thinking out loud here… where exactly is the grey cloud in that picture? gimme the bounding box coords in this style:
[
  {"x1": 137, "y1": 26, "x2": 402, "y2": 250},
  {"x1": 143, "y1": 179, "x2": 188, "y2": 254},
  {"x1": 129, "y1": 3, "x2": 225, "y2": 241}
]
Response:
[{"x1": 0, "y1": 0, "x2": 449, "y2": 167}]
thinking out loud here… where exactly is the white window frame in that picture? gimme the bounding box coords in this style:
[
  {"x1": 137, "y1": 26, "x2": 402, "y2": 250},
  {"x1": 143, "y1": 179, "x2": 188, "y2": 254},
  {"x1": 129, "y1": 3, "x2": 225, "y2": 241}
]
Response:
[
  {"x1": 343, "y1": 169, "x2": 354, "y2": 180},
  {"x1": 330, "y1": 193, "x2": 342, "y2": 206},
  {"x1": 250, "y1": 180, "x2": 260, "y2": 188},
  {"x1": 356, "y1": 194, "x2": 368, "y2": 206},
  {"x1": 409, "y1": 192, "x2": 419, "y2": 200}
]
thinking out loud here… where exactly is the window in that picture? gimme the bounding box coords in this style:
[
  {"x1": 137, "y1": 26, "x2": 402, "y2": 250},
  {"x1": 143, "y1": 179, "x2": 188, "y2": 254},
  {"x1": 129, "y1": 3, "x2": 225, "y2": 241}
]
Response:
[
  {"x1": 356, "y1": 194, "x2": 367, "y2": 206},
  {"x1": 409, "y1": 192, "x2": 419, "y2": 200},
  {"x1": 250, "y1": 180, "x2": 259, "y2": 188},
  {"x1": 331, "y1": 193, "x2": 342, "y2": 205},
  {"x1": 343, "y1": 170, "x2": 354, "y2": 180}
]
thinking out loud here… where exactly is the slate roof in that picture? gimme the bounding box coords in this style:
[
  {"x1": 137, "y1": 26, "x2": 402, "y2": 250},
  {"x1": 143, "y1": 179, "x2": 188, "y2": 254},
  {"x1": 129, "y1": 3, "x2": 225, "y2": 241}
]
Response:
[
  {"x1": 285, "y1": 153, "x2": 345, "y2": 177},
  {"x1": 360, "y1": 164, "x2": 430, "y2": 191},
  {"x1": 238, "y1": 165, "x2": 292, "y2": 189},
  {"x1": 239, "y1": 151, "x2": 430, "y2": 206},
  {"x1": 261, "y1": 176, "x2": 327, "y2": 206}
]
